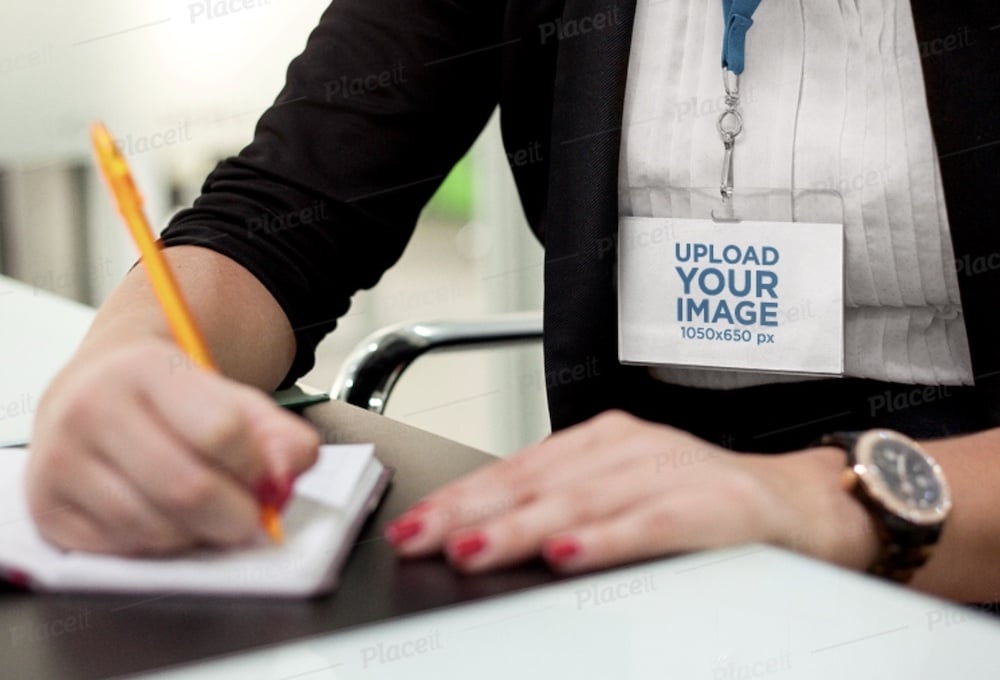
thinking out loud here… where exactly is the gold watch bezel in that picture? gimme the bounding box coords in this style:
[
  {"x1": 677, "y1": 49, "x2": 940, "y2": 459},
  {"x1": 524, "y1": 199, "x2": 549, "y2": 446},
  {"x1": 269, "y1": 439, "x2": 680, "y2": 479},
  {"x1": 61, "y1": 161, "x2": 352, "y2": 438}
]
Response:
[{"x1": 851, "y1": 429, "x2": 951, "y2": 526}]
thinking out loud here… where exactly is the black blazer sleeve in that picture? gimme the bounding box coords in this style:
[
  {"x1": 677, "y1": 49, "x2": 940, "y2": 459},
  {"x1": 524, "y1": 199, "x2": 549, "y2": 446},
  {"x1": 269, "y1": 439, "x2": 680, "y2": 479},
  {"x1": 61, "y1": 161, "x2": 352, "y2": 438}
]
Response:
[{"x1": 160, "y1": 0, "x2": 505, "y2": 386}]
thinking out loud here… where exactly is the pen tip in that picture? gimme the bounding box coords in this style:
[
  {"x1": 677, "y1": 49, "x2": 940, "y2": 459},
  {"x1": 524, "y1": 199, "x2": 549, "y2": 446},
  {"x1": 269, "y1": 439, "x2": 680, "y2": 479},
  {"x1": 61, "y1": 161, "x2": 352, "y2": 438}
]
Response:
[{"x1": 261, "y1": 505, "x2": 285, "y2": 545}]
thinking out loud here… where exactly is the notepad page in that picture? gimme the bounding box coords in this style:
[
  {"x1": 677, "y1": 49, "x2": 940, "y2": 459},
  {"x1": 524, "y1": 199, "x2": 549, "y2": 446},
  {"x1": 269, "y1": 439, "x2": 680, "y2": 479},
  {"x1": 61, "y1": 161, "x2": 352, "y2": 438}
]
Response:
[
  {"x1": 0, "y1": 448, "x2": 59, "y2": 579},
  {"x1": 0, "y1": 444, "x2": 383, "y2": 597}
]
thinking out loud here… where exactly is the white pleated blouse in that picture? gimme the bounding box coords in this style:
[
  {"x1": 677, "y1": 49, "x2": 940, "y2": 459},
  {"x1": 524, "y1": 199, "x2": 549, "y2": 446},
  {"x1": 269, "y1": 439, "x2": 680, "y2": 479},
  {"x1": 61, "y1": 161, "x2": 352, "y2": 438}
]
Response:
[{"x1": 619, "y1": 0, "x2": 974, "y2": 389}]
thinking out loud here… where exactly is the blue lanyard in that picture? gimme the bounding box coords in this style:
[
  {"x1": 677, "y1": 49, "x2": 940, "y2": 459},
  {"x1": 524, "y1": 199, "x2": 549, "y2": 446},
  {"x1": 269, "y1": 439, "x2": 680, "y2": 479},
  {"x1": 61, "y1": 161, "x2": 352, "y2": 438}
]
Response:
[{"x1": 721, "y1": 0, "x2": 762, "y2": 75}]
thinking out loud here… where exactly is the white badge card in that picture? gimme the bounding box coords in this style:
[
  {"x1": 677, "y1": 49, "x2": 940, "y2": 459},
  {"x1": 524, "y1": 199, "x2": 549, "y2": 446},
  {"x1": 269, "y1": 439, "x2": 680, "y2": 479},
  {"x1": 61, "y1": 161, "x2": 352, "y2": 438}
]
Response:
[{"x1": 618, "y1": 216, "x2": 844, "y2": 375}]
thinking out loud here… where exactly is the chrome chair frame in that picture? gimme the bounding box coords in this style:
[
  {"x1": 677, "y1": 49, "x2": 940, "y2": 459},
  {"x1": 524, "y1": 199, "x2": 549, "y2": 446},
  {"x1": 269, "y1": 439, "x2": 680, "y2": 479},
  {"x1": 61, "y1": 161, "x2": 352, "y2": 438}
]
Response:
[{"x1": 331, "y1": 312, "x2": 543, "y2": 415}]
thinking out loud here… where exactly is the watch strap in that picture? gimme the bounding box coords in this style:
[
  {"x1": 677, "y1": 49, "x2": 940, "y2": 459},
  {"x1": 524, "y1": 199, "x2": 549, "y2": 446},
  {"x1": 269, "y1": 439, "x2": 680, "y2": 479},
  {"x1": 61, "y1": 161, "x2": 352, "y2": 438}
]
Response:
[
  {"x1": 821, "y1": 430, "x2": 942, "y2": 583},
  {"x1": 867, "y1": 512, "x2": 941, "y2": 582},
  {"x1": 820, "y1": 431, "x2": 861, "y2": 462}
]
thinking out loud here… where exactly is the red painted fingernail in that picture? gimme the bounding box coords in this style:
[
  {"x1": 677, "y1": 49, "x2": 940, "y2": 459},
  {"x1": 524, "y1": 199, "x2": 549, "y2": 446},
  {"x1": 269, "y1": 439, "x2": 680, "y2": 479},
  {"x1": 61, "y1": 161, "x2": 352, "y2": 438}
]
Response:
[
  {"x1": 544, "y1": 538, "x2": 581, "y2": 563},
  {"x1": 449, "y1": 533, "x2": 488, "y2": 561},
  {"x1": 256, "y1": 478, "x2": 279, "y2": 505},
  {"x1": 385, "y1": 517, "x2": 424, "y2": 545},
  {"x1": 256, "y1": 476, "x2": 293, "y2": 511},
  {"x1": 2, "y1": 568, "x2": 30, "y2": 589}
]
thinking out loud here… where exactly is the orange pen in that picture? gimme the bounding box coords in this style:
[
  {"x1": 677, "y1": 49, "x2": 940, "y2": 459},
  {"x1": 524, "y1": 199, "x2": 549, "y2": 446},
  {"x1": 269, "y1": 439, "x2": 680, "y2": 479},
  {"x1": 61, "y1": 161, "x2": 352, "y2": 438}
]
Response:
[{"x1": 90, "y1": 121, "x2": 284, "y2": 545}]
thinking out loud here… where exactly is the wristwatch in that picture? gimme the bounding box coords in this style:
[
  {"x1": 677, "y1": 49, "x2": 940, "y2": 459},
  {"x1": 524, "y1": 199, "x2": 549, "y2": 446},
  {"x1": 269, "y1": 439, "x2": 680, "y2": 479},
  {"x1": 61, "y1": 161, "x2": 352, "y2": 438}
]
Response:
[{"x1": 821, "y1": 429, "x2": 951, "y2": 583}]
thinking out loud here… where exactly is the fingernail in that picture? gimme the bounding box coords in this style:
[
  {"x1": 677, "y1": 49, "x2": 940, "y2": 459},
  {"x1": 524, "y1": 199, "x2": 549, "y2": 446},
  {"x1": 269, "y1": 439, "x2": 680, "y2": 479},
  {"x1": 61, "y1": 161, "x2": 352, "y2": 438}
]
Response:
[
  {"x1": 448, "y1": 533, "x2": 488, "y2": 561},
  {"x1": 385, "y1": 517, "x2": 424, "y2": 545},
  {"x1": 256, "y1": 476, "x2": 293, "y2": 510},
  {"x1": 2, "y1": 568, "x2": 30, "y2": 589},
  {"x1": 544, "y1": 538, "x2": 581, "y2": 564}
]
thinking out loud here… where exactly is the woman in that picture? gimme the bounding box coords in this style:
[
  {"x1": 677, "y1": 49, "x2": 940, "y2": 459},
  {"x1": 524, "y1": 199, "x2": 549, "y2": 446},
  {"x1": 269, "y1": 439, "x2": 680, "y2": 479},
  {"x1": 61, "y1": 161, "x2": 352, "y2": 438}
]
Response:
[{"x1": 28, "y1": 0, "x2": 1000, "y2": 603}]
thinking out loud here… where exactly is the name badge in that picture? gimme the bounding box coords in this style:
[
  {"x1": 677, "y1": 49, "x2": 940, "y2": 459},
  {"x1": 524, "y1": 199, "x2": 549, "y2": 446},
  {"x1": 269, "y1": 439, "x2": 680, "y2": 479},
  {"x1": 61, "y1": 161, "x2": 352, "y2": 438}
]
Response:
[{"x1": 618, "y1": 216, "x2": 844, "y2": 376}]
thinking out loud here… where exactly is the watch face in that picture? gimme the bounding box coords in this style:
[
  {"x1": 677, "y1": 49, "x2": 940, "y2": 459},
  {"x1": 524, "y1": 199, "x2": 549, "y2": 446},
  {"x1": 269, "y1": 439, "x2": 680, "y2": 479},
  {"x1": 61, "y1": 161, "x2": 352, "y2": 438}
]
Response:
[{"x1": 853, "y1": 430, "x2": 951, "y2": 526}]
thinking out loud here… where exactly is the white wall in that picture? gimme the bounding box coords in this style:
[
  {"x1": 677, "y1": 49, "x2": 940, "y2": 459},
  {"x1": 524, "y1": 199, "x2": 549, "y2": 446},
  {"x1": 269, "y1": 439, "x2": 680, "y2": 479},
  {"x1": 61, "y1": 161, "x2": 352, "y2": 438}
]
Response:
[{"x1": 0, "y1": 0, "x2": 333, "y2": 162}]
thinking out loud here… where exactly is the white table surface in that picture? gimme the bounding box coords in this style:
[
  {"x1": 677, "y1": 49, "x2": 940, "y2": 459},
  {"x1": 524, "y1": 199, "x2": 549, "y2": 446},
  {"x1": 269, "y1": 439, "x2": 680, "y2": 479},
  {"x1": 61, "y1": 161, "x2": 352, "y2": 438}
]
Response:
[
  {"x1": 141, "y1": 545, "x2": 1000, "y2": 680},
  {"x1": 0, "y1": 275, "x2": 95, "y2": 447}
]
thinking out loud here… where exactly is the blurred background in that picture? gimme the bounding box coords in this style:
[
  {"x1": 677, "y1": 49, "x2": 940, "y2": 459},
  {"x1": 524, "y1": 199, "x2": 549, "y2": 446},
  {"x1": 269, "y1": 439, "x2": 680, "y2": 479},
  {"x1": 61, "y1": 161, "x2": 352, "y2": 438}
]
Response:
[{"x1": 0, "y1": 0, "x2": 548, "y2": 455}]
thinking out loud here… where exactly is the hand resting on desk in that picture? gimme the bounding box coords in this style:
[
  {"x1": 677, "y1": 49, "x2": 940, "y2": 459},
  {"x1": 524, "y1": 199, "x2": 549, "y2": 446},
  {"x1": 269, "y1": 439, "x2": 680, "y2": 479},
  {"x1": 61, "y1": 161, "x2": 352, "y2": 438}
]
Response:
[{"x1": 387, "y1": 410, "x2": 881, "y2": 576}]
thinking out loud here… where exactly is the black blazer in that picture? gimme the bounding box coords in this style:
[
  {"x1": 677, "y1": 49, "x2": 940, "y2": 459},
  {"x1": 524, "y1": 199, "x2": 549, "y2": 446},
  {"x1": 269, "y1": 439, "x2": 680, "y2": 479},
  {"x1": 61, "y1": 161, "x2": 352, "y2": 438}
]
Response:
[{"x1": 162, "y1": 0, "x2": 1000, "y2": 450}]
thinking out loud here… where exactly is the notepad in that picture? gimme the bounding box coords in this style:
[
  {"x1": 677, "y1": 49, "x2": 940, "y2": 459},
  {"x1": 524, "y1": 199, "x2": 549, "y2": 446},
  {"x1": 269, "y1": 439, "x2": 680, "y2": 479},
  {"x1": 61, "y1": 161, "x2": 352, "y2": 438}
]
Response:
[{"x1": 0, "y1": 444, "x2": 391, "y2": 598}]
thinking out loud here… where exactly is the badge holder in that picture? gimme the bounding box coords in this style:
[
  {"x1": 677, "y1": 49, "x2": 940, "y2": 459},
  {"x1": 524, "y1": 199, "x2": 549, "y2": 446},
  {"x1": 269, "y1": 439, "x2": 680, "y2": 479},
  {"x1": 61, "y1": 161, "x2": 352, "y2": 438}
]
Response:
[
  {"x1": 617, "y1": 16, "x2": 847, "y2": 378},
  {"x1": 618, "y1": 186, "x2": 846, "y2": 376}
]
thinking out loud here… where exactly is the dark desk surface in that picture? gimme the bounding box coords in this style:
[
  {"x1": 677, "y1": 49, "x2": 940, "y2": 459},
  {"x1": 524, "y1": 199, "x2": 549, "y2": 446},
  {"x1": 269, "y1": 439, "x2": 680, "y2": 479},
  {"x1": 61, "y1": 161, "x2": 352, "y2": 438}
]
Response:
[{"x1": 0, "y1": 401, "x2": 561, "y2": 680}]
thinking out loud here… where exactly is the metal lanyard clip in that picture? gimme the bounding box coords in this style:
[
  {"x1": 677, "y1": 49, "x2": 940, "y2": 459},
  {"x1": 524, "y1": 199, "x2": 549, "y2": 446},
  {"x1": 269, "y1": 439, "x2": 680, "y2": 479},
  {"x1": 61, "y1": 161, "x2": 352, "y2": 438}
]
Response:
[{"x1": 718, "y1": 69, "x2": 744, "y2": 201}]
